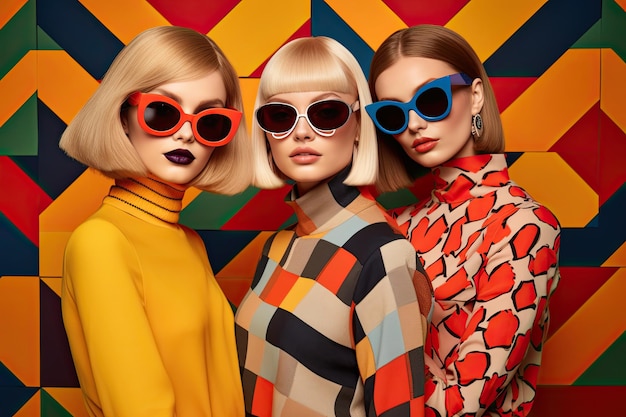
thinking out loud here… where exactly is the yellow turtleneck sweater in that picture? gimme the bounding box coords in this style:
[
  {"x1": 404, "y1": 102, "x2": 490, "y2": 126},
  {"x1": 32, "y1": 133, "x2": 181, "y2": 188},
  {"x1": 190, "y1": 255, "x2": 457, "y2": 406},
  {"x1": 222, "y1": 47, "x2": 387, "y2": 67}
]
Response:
[{"x1": 61, "y1": 177, "x2": 244, "y2": 417}]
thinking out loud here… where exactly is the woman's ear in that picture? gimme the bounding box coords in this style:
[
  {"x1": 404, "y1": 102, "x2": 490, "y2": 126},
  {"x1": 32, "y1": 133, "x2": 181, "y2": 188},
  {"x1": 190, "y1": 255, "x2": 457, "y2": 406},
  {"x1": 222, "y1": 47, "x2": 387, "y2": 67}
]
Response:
[{"x1": 471, "y1": 78, "x2": 485, "y2": 115}]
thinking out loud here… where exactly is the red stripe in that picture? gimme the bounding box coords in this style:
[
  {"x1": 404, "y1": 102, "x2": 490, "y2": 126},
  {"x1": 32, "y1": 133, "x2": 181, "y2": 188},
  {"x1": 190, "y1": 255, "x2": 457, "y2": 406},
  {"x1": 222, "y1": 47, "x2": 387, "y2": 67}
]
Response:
[
  {"x1": 0, "y1": 156, "x2": 53, "y2": 245},
  {"x1": 531, "y1": 385, "x2": 626, "y2": 416},
  {"x1": 221, "y1": 185, "x2": 294, "y2": 230},
  {"x1": 382, "y1": 0, "x2": 469, "y2": 26}
]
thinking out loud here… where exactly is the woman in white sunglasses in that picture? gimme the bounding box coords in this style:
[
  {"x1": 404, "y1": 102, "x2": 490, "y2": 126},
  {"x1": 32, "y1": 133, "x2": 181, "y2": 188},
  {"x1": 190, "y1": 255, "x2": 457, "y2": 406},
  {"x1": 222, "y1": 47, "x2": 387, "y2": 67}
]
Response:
[
  {"x1": 367, "y1": 24, "x2": 561, "y2": 417},
  {"x1": 235, "y1": 36, "x2": 433, "y2": 417},
  {"x1": 59, "y1": 26, "x2": 249, "y2": 417}
]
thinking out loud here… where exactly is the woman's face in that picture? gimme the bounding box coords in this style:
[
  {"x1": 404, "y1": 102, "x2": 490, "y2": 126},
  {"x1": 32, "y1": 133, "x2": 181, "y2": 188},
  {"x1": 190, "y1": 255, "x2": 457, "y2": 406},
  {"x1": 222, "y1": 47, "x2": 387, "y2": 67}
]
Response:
[
  {"x1": 122, "y1": 71, "x2": 227, "y2": 185},
  {"x1": 373, "y1": 56, "x2": 483, "y2": 168},
  {"x1": 262, "y1": 90, "x2": 359, "y2": 195}
]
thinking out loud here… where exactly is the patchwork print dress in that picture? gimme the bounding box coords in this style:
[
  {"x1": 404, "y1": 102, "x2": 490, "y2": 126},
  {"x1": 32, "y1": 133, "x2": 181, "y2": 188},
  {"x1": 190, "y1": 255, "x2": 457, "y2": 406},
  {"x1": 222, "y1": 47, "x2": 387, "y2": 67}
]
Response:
[
  {"x1": 392, "y1": 154, "x2": 561, "y2": 417},
  {"x1": 235, "y1": 168, "x2": 433, "y2": 417}
]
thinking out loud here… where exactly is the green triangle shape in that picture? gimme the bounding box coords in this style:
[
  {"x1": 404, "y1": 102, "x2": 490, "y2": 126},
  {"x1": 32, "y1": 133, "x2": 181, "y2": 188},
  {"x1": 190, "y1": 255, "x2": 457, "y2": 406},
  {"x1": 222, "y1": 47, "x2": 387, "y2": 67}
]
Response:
[
  {"x1": 377, "y1": 188, "x2": 420, "y2": 211},
  {"x1": 0, "y1": 0, "x2": 36, "y2": 79},
  {"x1": 572, "y1": 19, "x2": 603, "y2": 48},
  {"x1": 37, "y1": 26, "x2": 63, "y2": 51},
  {"x1": 0, "y1": 94, "x2": 38, "y2": 156},
  {"x1": 181, "y1": 186, "x2": 258, "y2": 229},
  {"x1": 600, "y1": 0, "x2": 626, "y2": 61},
  {"x1": 41, "y1": 389, "x2": 73, "y2": 417},
  {"x1": 575, "y1": 331, "x2": 626, "y2": 385}
]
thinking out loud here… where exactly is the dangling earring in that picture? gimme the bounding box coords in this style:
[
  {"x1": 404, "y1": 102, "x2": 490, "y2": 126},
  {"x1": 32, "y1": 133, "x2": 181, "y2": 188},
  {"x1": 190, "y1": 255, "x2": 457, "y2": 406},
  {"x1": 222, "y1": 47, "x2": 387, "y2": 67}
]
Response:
[{"x1": 471, "y1": 113, "x2": 484, "y2": 138}]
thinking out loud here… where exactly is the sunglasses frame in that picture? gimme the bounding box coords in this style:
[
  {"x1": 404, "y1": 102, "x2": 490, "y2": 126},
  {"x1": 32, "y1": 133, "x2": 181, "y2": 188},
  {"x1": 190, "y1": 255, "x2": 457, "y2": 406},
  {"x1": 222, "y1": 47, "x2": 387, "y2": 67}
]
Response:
[
  {"x1": 365, "y1": 72, "x2": 473, "y2": 135},
  {"x1": 255, "y1": 99, "x2": 360, "y2": 140},
  {"x1": 127, "y1": 92, "x2": 242, "y2": 147}
]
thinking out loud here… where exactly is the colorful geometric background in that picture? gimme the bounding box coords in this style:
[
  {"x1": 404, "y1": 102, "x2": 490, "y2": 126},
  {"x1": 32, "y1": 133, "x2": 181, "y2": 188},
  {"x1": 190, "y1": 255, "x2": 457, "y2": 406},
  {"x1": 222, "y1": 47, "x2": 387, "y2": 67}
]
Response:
[{"x1": 1, "y1": 0, "x2": 625, "y2": 415}]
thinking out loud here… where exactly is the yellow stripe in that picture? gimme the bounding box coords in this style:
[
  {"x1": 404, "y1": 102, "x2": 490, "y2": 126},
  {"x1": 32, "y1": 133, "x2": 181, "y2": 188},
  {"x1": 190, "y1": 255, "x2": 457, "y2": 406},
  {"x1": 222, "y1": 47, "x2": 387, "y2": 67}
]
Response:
[
  {"x1": 446, "y1": 0, "x2": 547, "y2": 62},
  {"x1": 37, "y1": 50, "x2": 100, "y2": 125},
  {"x1": 40, "y1": 231, "x2": 72, "y2": 278},
  {"x1": 240, "y1": 77, "x2": 260, "y2": 132},
  {"x1": 602, "y1": 242, "x2": 626, "y2": 268},
  {"x1": 508, "y1": 152, "x2": 597, "y2": 228},
  {"x1": 324, "y1": 0, "x2": 407, "y2": 50},
  {"x1": 0, "y1": 276, "x2": 40, "y2": 386},
  {"x1": 78, "y1": 0, "x2": 170, "y2": 45},
  {"x1": 539, "y1": 268, "x2": 626, "y2": 384},
  {"x1": 0, "y1": 0, "x2": 28, "y2": 29},
  {"x1": 40, "y1": 168, "x2": 114, "y2": 232},
  {"x1": 502, "y1": 49, "x2": 600, "y2": 152},
  {"x1": 209, "y1": 0, "x2": 310, "y2": 76},
  {"x1": 601, "y1": 48, "x2": 626, "y2": 132},
  {"x1": 0, "y1": 51, "x2": 36, "y2": 126}
]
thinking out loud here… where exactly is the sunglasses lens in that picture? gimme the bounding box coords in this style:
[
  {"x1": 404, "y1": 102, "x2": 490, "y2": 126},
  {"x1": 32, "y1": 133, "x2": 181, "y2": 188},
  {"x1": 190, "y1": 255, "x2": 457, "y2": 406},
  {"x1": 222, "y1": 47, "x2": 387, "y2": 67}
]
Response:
[
  {"x1": 143, "y1": 101, "x2": 181, "y2": 131},
  {"x1": 308, "y1": 100, "x2": 350, "y2": 130},
  {"x1": 257, "y1": 103, "x2": 297, "y2": 133},
  {"x1": 374, "y1": 105, "x2": 406, "y2": 133},
  {"x1": 197, "y1": 114, "x2": 233, "y2": 142},
  {"x1": 416, "y1": 87, "x2": 449, "y2": 119}
]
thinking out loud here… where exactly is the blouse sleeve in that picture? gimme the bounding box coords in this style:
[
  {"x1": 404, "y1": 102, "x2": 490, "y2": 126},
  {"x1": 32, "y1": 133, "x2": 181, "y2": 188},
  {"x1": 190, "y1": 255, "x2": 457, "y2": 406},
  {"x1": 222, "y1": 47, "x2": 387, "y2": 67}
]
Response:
[
  {"x1": 61, "y1": 219, "x2": 175, "y2": 417},
  {"x1": 353, "y1": 236, "x2": 433, "y2": 416},
  {"x1": 424, "y1": 205, "x2": 561, "y2": 416}
]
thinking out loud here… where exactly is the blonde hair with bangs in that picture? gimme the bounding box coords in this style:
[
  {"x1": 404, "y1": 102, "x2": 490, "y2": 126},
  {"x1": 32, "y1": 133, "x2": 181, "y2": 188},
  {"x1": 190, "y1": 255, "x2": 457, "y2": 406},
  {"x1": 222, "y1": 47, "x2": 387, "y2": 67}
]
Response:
[
  {"x1": 251, "y1": 36, "x2": 378, "y2": 189},
  {"x1": 369, "y1": 24, "x2": 505, "y2": 193},
  {"x1": 59, "y1": 26, "x2": 251, "y2": 195}
]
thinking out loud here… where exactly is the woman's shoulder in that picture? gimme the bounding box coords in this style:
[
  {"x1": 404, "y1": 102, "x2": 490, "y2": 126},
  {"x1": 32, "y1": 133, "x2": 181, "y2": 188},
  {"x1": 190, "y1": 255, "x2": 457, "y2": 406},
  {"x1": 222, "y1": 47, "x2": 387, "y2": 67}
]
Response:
[{"x1": 493, "y1": 182, "x2": 561, "y2": 232}]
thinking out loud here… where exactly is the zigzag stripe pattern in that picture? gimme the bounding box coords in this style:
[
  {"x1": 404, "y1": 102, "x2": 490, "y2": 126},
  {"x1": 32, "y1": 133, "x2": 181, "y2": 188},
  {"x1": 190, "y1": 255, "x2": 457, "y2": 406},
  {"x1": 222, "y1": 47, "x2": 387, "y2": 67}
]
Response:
[{"x1": 0, "y1": 0, "x2": 625, "y2": 415}]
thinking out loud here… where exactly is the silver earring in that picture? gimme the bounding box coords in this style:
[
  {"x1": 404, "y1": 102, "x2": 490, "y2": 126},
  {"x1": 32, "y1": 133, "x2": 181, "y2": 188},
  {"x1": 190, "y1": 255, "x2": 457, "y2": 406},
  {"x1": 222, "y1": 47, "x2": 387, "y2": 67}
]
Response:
[{"x1": 471, "y1": 113, "x2": 483, "y2": 138}]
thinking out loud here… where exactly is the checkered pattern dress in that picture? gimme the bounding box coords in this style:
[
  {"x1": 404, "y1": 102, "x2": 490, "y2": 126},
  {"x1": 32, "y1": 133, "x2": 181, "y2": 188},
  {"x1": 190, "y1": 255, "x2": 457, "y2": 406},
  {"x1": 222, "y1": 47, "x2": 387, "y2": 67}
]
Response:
[{"x1": 235, "y1": 169, "x2": 432, "y2": 417}]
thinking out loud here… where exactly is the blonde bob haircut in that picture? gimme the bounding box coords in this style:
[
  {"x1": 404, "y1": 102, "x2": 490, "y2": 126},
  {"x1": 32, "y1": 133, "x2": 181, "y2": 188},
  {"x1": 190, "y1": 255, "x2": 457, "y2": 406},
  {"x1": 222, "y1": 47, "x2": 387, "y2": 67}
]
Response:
[
  {"x1": 369, "y1": 24, "x2": 505, "y2": 193},
  {"x1": 251, "y1": 36, "x2": 378, "y2": 189},
  {"x1": 59, "y1": 26, "x2": 251, "y2": 195}
]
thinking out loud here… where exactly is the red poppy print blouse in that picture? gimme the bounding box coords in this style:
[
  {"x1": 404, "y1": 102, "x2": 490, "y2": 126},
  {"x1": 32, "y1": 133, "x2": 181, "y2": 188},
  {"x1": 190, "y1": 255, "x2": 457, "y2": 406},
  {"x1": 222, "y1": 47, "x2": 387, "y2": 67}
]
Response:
[{"x1": 391, "y1": 154, "x2": 561, "y2": 417}]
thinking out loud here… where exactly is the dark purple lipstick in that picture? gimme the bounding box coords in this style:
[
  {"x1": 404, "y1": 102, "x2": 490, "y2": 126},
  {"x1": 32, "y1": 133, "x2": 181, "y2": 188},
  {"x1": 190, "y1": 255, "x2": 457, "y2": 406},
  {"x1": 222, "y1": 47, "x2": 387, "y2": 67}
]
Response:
[{"x1": 164, "y1": 149, "x2": 195, "y2": 165}]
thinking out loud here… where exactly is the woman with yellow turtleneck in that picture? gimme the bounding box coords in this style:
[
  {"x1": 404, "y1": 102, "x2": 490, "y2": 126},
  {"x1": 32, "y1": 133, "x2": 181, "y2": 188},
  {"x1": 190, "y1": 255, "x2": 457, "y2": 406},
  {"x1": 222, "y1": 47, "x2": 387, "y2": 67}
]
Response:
[{"x1": 58, "y1": 26, "x2": 250, "y2": 417}]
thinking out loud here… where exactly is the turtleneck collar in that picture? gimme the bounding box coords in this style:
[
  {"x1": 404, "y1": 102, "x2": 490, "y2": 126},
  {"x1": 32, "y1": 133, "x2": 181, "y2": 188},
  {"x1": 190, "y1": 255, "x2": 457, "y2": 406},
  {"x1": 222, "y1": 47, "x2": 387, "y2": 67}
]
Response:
[
  {"x1": 430, "y1": 154, "x2": 510, "y2": 204},
  {"x1": 104, "y1": 177, "x2": 186, "y2": 224},
  {"x1": 286, "y1": 166, "x2": 371, "y2": 236}
]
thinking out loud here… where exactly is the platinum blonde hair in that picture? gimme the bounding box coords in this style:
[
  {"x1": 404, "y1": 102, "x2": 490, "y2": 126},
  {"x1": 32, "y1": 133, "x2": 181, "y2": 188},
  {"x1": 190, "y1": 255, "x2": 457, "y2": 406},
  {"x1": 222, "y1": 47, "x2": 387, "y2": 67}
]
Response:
[
  {"x1": 251, "y1": 36, "x2": 378, "y2": 189},
  {"x1": 59, "y1": 26, "x2": 251, "y2": 194}
]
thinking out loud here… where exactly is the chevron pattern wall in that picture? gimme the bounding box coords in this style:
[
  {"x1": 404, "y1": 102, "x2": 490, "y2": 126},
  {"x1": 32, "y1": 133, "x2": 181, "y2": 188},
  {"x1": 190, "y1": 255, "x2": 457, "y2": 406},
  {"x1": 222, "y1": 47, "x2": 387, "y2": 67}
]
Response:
[{"x1": 1, "y1": 0, "x2": 625, "y2": 416}]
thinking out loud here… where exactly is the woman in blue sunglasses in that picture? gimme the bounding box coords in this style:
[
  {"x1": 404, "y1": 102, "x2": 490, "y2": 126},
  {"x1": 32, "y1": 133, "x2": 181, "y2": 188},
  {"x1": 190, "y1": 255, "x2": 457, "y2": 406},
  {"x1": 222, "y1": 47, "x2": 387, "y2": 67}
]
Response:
[
  {"x1": 59, "y1": 26, "x2": 249, "y2": 417},
  {"x1": 235, "y1": 36, "x2": 433, "y2": 417},
  {"x1": 367, "y1": 25, "x2": 561, "y2": 417}
]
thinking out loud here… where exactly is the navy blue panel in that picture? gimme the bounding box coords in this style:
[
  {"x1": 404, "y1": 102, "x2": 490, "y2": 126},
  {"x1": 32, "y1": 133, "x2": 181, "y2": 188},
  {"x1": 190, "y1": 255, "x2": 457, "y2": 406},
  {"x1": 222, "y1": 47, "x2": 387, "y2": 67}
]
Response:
[
  {"x1": 37, "y1": 0, "x2": 124, "y2": 79},
  {"x1": 37, "y1": 100, "x2": 86, "y2": 199},
  {"x1": 484, "y1": 0, "x2": 601, "y2": 77},
  {"x1": 10, "y1": 156, "x2": 39, "y2": 183},
  {"x1": 0, "y1": 386, "x2": 38, "y2": 417},
  {"x1": 40, "y1": 280, "x2": 80, "y2": 387},
  {"x1": 0, "y1": 362, "x2": 24, "y2": 386},
  {"x1": 505, "y1": 152, "x2": 524, "y2": 166},
  {"x1": 198, "y1": 230, "x2": 263, "y2": 273},
  {"x1": 559, "y1": 184, "x2": 626, "y2": 267},
  {"x1": 0, "y1": 213, "x2": 38, "y2": 275},
  {"x1": 311, "y1": 0, "x2": 375, "y2": 78}
]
